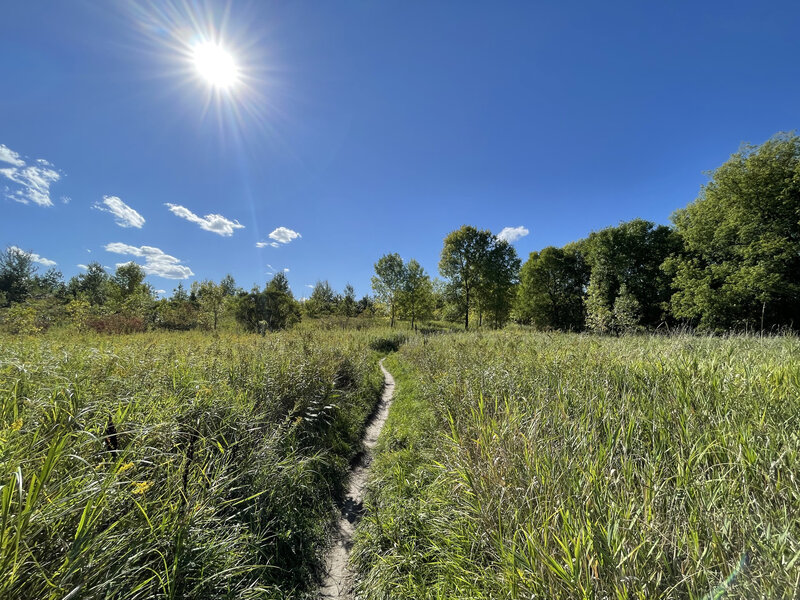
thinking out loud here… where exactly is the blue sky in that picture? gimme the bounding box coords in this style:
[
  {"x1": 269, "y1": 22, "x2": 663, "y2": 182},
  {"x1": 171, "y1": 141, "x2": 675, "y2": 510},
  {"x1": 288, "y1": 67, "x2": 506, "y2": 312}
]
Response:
[{"x1": 2, "y1": 1, "x2": 799, "y2": 298}]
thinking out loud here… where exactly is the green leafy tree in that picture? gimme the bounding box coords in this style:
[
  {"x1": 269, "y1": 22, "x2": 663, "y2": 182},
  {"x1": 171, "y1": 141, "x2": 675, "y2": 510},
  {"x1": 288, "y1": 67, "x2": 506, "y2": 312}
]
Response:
[
  {"x1": 586, "y1": 261, "x2": 614, "y2": 334},
  {"x1": 665, "y1": 132, "x2": 800, "y2": 330},
  {"x1": 68, "y1": 262, "x2": 110, "y2": 306},
  {"x1": 438, "y1": 226, "x2": 493, "y2": 330},
  {"x1": 612, "y1": 284, "x2": 641, "y2": 334},
  {"x1": 192, "y1": 280, "x2": 226, "y2": 330},
  {"x1": 478, "y1": 239, "x2": 520, "y2": 328},
  {"x1": 263, "y1": 272, "x2": 301, "y2": 331},
  {"x1": 399, "y1": 259, "x2": 434, "y2": 329},
  {"x1": 108, "y1": 263, "x2": 154, "y2": 317},
  {"x1": 371, "y1": 253, "x2": 406, "y2": 327},
  {"x1": 234, "y1": 274, "x2": 300, "y2": 333},
  {"x1": 516, "y1": 245, "x2": 588, "y2": 330},
  {"x1": 0, "y1": 246, "x2": 36, "y2": 305},
  {"x1": 305, "y1": 280, "x2": 338, "y2": 317},
  {"x1": 583, "y1": 219, "x2": 680, "y2": 328},
  {"x1": 339, "y1": 283, "x2": 357, "y2": 318}
]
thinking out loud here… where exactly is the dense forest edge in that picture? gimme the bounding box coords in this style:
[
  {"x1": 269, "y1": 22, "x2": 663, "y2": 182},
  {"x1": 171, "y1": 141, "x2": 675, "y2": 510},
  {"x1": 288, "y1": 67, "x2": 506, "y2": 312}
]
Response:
[{"x1": 2, "y1": 132, "x2": 799, "y2": 336}]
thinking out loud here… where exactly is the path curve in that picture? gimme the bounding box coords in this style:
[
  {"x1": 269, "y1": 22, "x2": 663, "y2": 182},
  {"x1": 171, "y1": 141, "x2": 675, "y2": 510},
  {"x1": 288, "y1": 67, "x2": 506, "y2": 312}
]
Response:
[{"x1": 318, "y1": 358, "x2": 395, "y2": 599}]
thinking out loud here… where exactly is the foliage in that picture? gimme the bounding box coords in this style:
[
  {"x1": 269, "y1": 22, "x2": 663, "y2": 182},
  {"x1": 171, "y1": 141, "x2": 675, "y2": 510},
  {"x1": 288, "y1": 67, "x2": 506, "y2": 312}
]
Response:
[
  {"x1": 666, "y1": 132, "x2": 800, "y2": 331},
  {"x1": 398, "y1": 259, "x2": 434, "y2": 329},
  {"x1": 353, "y1": 331, "x2": 800, "y2": 599},
  {"x1": 438, "y1": 226, "x2": 493, "y2": 330},
  {"x1": 516, "y1": 245, "x2": 587, "y2": 330},
  {"x1": 0, "y1": 246, "x2": 36, "y2": 305},
  {"x1": 371, "y1": 254, "x2": 406, "y2": 327},
  {"x1": 0, "y1": 329, "x2": 386, "y2": 599},
  {"x1": 612, "y1": 283, "x2": 641, "y2": 333},
  {"x1": 234, "y1": 273, "x2": 301, "y2": 333},
  {"x1": 304, "y1": 281, "x2": 338, "y2": 318},
  {"x1": 582, "y1": 218, "x2": 680, "y2": 327}
]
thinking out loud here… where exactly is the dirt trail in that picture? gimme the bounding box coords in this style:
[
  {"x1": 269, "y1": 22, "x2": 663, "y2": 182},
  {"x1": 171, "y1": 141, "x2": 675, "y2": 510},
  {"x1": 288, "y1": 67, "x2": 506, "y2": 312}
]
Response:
[{"x1": 318, "y1": 359, "x2": 395, "y2": 599}]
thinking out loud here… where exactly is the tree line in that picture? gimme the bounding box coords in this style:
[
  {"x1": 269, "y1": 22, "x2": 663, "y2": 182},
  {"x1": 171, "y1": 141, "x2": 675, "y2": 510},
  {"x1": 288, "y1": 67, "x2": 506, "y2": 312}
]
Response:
[
  {"x1": 376, "y1": 132, "x2": 800, "y2": 333},
  {"x1": 3, "y1": 132, "x2": 798, "y2": 334}
]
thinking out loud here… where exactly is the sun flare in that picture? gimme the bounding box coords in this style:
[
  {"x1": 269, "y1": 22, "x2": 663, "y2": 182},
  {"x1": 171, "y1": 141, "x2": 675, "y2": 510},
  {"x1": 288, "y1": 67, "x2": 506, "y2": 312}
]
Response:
[{"x1": 192, "y1": 42, "x2": 239, "y2": 89}]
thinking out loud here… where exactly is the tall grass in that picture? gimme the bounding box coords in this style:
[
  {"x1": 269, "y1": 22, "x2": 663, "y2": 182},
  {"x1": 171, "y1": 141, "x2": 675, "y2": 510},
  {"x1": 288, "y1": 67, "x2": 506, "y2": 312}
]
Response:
[
  {"x1": 352, "y1": 332, "x2": 800, "y2": 599},
  {"x1": 0, "y1": 329, "x2": 390, "y2": 599}
]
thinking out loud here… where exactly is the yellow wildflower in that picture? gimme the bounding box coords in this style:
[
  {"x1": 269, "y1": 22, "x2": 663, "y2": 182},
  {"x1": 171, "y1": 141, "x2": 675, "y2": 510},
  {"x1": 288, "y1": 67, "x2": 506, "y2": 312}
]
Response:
[
  {"x1": 131, "y1": 481, "x2": 152, "y2": 495},
  {"x1": 117, "y1": 462, "x2": 134, "y2": 475},
  {"x1": 10, "y1": 419, "x2": 22, "y2": 431}
]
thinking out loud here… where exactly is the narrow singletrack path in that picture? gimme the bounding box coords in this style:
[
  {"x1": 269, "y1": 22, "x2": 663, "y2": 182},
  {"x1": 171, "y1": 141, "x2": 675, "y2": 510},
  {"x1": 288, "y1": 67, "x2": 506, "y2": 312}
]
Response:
[{"x1": 318, "y1": 358, "x2": 395, "y2": 599}]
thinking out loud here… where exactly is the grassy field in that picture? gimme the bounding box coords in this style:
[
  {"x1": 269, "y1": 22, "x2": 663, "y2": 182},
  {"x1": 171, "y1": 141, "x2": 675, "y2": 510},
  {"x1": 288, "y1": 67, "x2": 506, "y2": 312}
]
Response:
[
  {"x1": 352, "y1": 332, "x2": 800, "y2": 599},
  {"x1": 0, "y1": 329, "x2": 404, "y2": 599}
]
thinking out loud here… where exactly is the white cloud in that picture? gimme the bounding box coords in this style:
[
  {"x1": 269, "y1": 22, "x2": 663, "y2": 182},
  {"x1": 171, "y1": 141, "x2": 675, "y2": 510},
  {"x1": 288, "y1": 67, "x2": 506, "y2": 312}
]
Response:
[
  {"x1": 256, "y1": 241, "x2": 269, "y2": 248},
  {"x1": 95, "y1": 195, "x2": 145, "y2": 228},
  {"x1": 1, "y1": 165, "x2": 61, "y2": 207},
  {"x1": 305, "y1": 284, "x2": 314, "y2": 288},
  {"x1": 104, "y1": 242, "x2": 194, "y2": 279},
  {"x1": 165, "y1": 203, "x2": 244, "y2": 236},
  {"x1": 77, "y1": 264, "x2": 89, "y2": 270},
  {"x1": 283, "y1": 268, "x2": 290, "y2": 272},
  {"x1": 61, "y1": 196, "x2": 71, "y2": 204},
  {"x1": 497, "y1": 226, "x2": 530, "y2": 243},
  {"x1": 9, "y1": 245, "x2": 57, "y2": 267},
  {"x1": 268, "y1": 227, "x2": 301, "y2": 244},
  {"x1": 0, "y1": 144, "x2": 61, "y2": 207},
  {"x1": 0, "y1": 144, "x2": 25, "y2": 167}
]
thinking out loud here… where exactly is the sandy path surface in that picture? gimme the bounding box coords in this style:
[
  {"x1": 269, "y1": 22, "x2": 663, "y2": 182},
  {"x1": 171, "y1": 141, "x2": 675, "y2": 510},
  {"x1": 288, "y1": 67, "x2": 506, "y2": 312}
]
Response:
[{"x1": 318, "y1": 359, "x2": 395, "y2": 599}]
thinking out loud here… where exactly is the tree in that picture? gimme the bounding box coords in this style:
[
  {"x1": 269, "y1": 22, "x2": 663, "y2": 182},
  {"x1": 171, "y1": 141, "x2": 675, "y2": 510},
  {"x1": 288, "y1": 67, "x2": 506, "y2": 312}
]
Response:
[
  {"x1": 233, "y1": 274, "x2": 300, "y2": 333},
  {"x1": 108, "y1": 263, "x2": 154, "y2": 316},
  {"x1": 371, "y1": 253, "x2": 406, "y2": 327},
  {"x1": 68, "y1": 262, "x2": 110, "y2": 305},
  {"x1": 192, "y1": 280, "x2": 226, "y2": 330},
  {"x1": 583, "y1": 219, "x2": 680, "y2": 328},
  {"x1": 438, "y1": 226, "x2": 493, "y2": 330},
  {"x1": 612, "y1": 284, "x2": 641, "y2": 334},
  {"x1": 585, "y1": 260, "x2": 614, "y2": 334},
  {"x1": 305, "y1": 280, "x2": 338, "y2": 317},
  {"x1": 399, "y1": 260, "x2": 434, "y2": 329},
  {"x1": 262, "y1": 272, "x2": 301, "y2": 331},
  {"x1": 665, "y1": 132, "x2": 800, "y2": 330},
  {"x1": 0, "y1": 246, "x2": 36, "y2": 305},
  {"x1": 219, "y1": 274, "x2": 238, "y2": 296},
  {"x1": 516, "y1": 245, "x2": 587, "y2": 330},
  {"x1": 339, "y1": 283, "x2": 357, "y2": 318},
  {"x1": 478, "y1": 239, "x2": 520, "y2": 328}
]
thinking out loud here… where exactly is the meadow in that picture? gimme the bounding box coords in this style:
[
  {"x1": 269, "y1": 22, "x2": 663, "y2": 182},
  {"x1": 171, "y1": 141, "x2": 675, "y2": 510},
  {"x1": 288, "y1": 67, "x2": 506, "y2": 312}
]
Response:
[
  {"x1": 352, "y1": 331, "x2": 800, "y2": 599},
  {"x1": 0, "y1": 328, "x2": 402, "y2": 599}
]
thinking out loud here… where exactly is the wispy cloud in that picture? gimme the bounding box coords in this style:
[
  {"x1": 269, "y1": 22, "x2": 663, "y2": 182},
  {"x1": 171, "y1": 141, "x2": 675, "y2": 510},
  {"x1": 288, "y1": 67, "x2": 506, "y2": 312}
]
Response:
[
  {"x1": 497, "y1": 226, "x2": 530, "y2": 243},
  {"x1": 104, "y1": 242, "x2": 194, "y2": 279},
  {"x1": 0, "y1": 144, "x2": 25, "y2": 167},
  {"x1": 0, "y1": 143, "x2": 61, "y2": 207},
  {"x1": 9, "y1": 245, "x2": 57, "y2": 267},
  {"x1": 95, "y1": 195, "x2": 145, "y2": 228},
  {"x1": 77, "y1": 264, "x2": 89, "y2": 270},
  {"x1": 165, "y1": 203, "x2": 244, "y2": 236},
  {"x1": 256, "y1": 241, "x2": 281, "y2": 248},
  {"x1": 268, "y1": 227, "x2": 301, "y2": 245}
]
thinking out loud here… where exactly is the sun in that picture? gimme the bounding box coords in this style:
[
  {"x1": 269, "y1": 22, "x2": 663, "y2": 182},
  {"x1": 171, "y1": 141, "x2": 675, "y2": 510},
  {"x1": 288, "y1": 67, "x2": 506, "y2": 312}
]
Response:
[{"x1": 192, "y1": 42, "x2": 239, "y2": 89}]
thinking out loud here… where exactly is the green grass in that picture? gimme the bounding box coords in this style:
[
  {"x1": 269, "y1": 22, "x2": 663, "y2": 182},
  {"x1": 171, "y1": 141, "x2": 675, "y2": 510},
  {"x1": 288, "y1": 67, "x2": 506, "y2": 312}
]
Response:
[
  {"x1": 0, "y1": 328, "x2": 394, "y2": 599},
  {"x1": 352, "y1": 332, "x2": 800, "y2": 599}
]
